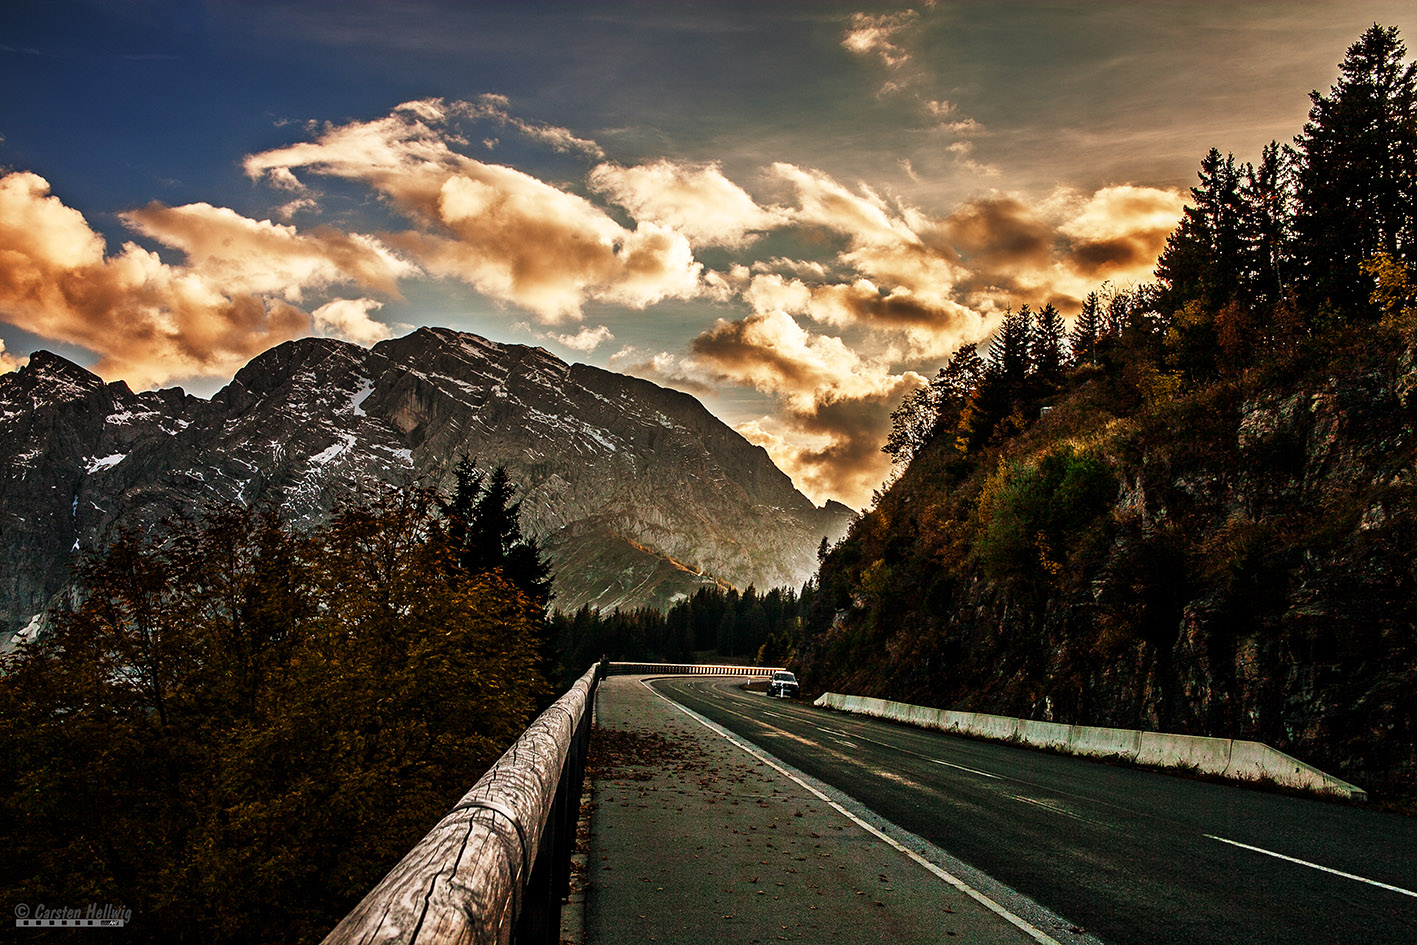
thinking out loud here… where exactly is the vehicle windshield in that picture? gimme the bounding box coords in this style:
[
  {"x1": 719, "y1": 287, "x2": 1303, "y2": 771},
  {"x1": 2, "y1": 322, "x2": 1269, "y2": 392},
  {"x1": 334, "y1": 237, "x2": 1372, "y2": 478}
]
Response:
[{"x1": 773, "y1": 672, "x2": 797, "y2": 683}]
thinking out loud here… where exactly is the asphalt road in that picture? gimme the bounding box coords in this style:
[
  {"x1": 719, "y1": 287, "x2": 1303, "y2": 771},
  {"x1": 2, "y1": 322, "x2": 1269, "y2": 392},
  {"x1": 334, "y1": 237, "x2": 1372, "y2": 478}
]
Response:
[{"x1": 653, "y1": 677, "x2": 1417, "y2": 945}]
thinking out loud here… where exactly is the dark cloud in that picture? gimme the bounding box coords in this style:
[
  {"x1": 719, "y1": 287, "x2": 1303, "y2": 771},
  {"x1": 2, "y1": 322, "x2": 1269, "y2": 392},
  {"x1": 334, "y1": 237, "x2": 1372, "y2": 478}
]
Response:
[
  {"x1": 1066, "y1": 231, "x2": 1171, "y2": 276},
  {"x1": 937, "y1": 196, "x2": 1054, "y2": 271}
]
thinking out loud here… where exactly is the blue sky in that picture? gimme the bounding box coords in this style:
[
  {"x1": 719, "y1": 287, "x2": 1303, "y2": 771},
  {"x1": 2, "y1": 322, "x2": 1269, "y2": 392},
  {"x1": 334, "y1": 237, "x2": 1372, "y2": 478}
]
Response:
[{"x1": 1, "y1": 1, "x2": 1411, "y2": 506}]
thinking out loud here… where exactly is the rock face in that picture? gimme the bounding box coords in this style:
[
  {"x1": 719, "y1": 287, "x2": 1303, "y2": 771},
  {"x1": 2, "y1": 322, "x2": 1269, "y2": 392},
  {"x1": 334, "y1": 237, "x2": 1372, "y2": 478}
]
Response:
[{"x1": 1, "y1": 328, "x2": 852, "y2": 638}]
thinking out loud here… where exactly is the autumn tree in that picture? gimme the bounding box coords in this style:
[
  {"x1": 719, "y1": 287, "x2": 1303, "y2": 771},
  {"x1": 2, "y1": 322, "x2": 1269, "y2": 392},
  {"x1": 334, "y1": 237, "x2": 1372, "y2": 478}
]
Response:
[{"x1": 0, "y1": 489, "x2": 548, "y2": 945}]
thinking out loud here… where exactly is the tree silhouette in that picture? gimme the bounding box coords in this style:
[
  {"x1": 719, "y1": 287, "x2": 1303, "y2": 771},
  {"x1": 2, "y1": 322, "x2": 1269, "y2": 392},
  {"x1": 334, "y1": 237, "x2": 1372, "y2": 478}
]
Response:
[{"x1": 1294, "y1": 24, "x2": 1417, "y2": 314}]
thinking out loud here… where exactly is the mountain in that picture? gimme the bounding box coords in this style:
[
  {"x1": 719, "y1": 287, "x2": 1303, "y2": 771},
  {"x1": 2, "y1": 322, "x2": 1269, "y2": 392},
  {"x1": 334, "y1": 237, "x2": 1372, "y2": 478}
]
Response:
[{"x1": 0, "y1": 328, "x2": 853, "y2": 641}]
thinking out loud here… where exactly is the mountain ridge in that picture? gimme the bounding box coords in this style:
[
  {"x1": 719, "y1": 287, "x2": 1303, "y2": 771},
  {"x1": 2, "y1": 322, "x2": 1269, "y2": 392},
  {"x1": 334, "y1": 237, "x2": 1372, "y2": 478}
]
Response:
[{"x1": 0, "y1": 328, "x2": 852, "y2": 640}]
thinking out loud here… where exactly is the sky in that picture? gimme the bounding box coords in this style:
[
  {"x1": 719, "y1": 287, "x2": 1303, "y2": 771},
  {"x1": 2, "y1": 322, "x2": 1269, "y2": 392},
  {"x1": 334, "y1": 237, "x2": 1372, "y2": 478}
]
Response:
[{"x1": 1, "y1": 1, "x2": 1412, "y2": 508}]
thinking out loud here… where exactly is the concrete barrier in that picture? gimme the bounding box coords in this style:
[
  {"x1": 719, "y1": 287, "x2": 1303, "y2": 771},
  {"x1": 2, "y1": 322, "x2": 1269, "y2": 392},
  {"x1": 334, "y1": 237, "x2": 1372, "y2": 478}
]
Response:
[
  {"x1": 1018, "y1": 719, "x2": 1073, "y2": 752},
  {"x1": 814, "y1": 691, "x2": 1366, "y2": 801},
  {"x1": 966, "y1": 712, "x2": 1023, "y2": 742},
  {"x1": 1068, "y1": 724, "x2": 1143, "y2": 761},
  {"x1": 1223, "y1": 740, "x2": 1365, "y2": 799},
  {"x1": 1136, "y1": 731, "x2": 1233, "y2": 772}
]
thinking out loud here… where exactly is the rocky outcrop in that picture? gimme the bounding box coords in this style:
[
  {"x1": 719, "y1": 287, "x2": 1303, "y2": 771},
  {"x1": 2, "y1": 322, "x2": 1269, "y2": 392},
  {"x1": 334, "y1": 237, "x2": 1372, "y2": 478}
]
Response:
[{"x1": 1, "y1": 329, "x2": 852, "y2": 638}]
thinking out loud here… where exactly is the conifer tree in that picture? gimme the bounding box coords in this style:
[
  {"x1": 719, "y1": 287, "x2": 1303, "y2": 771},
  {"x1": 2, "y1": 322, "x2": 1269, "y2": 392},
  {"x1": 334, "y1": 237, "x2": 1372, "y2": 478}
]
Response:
[
  {"x1": 1239, "y1": 141, "x2": 1295, "y2": 308},
  {"x1": 1156, "y1": 148, "x2": 1247, "y2": 311},
  {"x1": 442, "y1": 457, "x2": 552, "y2": 610},
  {"x1": 1071, "y1": 291, "x2": 1102, "y2": 366},
  {"x1": 986, "y1": 305, "x2": 1034, "y2": 389},
  {"x1": 1031, "y1": 303, "x2": 1067, "y2": 385},
  {"x1": 1293, "y1": 24, "x2": 1417, "y2": 314}
]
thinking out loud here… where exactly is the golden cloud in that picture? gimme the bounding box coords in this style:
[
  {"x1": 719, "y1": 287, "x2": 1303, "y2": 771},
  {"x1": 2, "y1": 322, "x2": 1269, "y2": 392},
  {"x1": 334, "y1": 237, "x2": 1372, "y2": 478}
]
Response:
[
  {"x1": 246, "y1": 101, "x2": 703, "y2": 322},
  {"x1": 0, "y1": 338, "x2": 24, "y2": 374},
  {"x1": 680, "y1": 310, "x2": 924, "y2": 507},
  {"x1": 122, "y1": 201, "x2": 414, "y2": 300},
  {"x1": 0, "y1": 172, "x2": 310, "y2": 388},
  {"x1": 311, "y1": 298, "x2": 395, "y2": 346},
  {"x1": 552, "y1": 324, "x2": 614, "y2": 353},
  {"x1": 590, "y1": 160, "x2": 787, "y2": 247},
  {"x1": 842, "y1": 10, "x2": 919, "y2": 70}
]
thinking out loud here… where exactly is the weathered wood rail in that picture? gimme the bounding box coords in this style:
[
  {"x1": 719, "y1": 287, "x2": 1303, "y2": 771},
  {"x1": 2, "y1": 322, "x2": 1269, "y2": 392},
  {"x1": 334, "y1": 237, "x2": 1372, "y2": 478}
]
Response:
[
  {"x1": 322, "y1": 661, "x2": 781, "y2": 944},
  {"x1": 321, "y1": 664, "x2": 600, "y2": 945}
]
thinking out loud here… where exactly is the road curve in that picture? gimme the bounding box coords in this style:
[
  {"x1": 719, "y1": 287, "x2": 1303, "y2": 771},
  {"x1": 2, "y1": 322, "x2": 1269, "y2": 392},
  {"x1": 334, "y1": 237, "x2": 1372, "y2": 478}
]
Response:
[{"x1": 653, "y1": 677, "x2": 1417, "y2": 945}]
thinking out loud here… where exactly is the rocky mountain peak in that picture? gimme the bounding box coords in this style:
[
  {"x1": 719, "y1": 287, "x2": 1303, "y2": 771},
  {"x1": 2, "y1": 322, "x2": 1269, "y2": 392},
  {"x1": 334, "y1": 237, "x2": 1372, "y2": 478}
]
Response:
[{"x1": 1, "y1": 350, "x2": 108, "y2": 411}]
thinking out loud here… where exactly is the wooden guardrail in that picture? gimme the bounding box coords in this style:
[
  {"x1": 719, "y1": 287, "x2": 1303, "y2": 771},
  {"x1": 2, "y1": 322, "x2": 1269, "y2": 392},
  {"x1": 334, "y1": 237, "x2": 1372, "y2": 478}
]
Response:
[
  {"x1": 322, "y1": 664, "x2": 600, "y2": 945},
  {"x1": 321, "y1": 661, "x2": 784, "y2": 944}
]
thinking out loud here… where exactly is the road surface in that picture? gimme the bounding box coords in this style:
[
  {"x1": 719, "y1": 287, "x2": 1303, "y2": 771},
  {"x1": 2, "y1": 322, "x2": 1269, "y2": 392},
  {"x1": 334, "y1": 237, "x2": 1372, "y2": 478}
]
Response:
[{"x1": 653, "y1": 677, "x2": 1417, "y2": 945}]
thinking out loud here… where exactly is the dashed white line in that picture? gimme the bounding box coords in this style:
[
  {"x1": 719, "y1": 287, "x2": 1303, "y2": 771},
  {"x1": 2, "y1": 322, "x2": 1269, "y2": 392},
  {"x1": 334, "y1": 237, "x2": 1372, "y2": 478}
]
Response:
[{"x1": 1204, "y1": 835, "x2": 1417, "y2": 898}]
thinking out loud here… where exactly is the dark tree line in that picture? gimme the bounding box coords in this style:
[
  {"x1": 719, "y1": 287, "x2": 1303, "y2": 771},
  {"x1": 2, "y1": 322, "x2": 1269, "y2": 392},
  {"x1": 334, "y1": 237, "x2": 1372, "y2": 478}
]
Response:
[{"x1": 550, "y1": 583, "x2": 813, "y2": 682}]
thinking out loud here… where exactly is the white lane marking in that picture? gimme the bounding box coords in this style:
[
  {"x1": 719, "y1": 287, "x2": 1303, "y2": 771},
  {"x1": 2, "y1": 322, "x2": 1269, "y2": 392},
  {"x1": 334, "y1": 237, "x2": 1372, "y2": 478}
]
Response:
[
  {"x1": 645, "y1": 679, "x2": 1066, "y2": 945},
  {"x1": 818, "y1": 726, "x2": 853, "y2": 737},
  {"x1": 1204, "y1": 835, "x2": 1417, "y2": 898},
  {"x1": 935, "y1": 759, "x2": 1003, "y2": 780}
]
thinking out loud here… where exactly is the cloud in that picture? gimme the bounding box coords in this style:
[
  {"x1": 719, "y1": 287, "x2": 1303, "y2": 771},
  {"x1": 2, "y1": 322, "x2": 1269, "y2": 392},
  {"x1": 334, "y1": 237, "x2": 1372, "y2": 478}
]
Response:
[
  {"x1": 460, "y1": 93, "x2": 604, "y2": 158},
  {"x1": 677, "y1": 310, "x2": 925, "y2": 507},
  {"x1": 312, "y1": 298, "x2": 394, "y2": 346},
  {"x1": 589, "y1": 160, "x2": 788, "y2": 247},
  {"x1": 842, "y1": 10, "x2": 918, "y2": 70},
  {"x1": 763, "y1": 163, "x2": 984, "y2": 356},
  {"x1": 903, "y1": 185, "x2": 1184, "y2": 315},
  {"x1": 939, "y1": 195, "x2": 1055, "y2": 276},
  {"x1": 122, "y1": 201, "x2": 414, "y2": 300},
  {"x1": 552, "y1": 324, "x2": 613, "y2": 353},
  {"x1": 0, "y1": 171, "x2": 310, "y2": 387},
  {"x1": 0, "y1": 338, "x2": 24, "y2": 374},
  {"x1": 1056, "y1": 184, "x2": 1185, "y2": 280},
  {"x1": 246, "y1": 100, "x2": 703, "y2": 321}
]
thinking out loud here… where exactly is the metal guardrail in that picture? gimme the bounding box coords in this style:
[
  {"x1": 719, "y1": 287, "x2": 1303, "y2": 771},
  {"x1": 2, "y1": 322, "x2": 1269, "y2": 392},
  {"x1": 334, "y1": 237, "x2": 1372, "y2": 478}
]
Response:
[
  {"x1": 320, "y1": 661, "x2": 783, "y2": 944},
  {"x1": 604, "y1": 661, "x2": 784, "y2": 677}
]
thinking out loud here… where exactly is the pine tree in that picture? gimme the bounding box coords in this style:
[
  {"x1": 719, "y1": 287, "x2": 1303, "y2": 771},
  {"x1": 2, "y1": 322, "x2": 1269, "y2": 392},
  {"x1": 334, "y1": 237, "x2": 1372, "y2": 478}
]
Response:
[
  {"x1": 1156, "y1": 148, "x2": 1247, "y2": 311},
  {"x1": 1031, "y1": 303, "x2": 1066, "y2": 385},
  {"x1": 1293, "y1": 24, "x2": 1417, "y2": 314},
  {"x1": 1239, "y1": 141, "x2": 1295, "y2": 308},
  {"x1": 986, "y1": 305, "x2": 1034, "y2": 389},
  {"x1": 882, "y1": 343, "x2": 984, "y2": 464},
  {"x1": 442, "y1": 457, "x2": 552, "y2": 610},
  {"x1": 1071, "y1": 291, "x2": 1102, "y2": 366}
]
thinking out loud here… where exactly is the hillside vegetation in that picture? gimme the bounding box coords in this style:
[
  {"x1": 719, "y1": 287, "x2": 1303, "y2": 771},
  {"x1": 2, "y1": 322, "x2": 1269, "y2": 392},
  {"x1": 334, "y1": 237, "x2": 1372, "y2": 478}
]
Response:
[{"x1": 795, "y1": 25, "x2": 1417, "y2": 806}]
